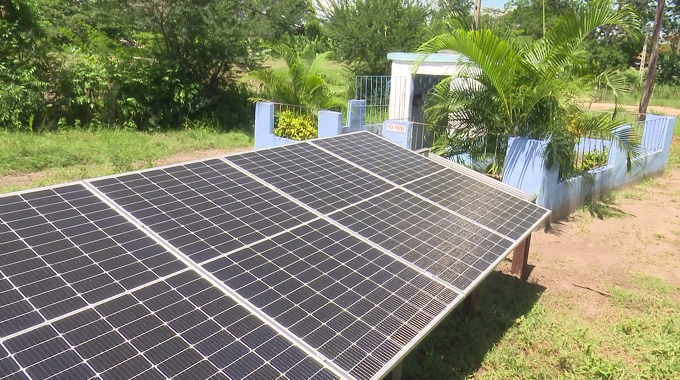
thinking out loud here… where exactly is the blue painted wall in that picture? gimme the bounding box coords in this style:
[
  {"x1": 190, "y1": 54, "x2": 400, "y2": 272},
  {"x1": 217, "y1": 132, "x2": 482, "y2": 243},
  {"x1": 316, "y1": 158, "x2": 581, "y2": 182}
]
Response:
[{"x1": 503, "y1": 115, "x2": 677, "y2": 221}]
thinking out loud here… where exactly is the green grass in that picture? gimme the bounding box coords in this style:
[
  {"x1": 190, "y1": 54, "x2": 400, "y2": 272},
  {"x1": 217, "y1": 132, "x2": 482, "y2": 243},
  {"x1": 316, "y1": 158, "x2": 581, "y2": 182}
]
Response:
[
  {"x1": 0, "y1": 128, "x2": 252, "y2": 193},
  {"x1": 670, "y1": 118, "x2": 680, "y2": 170},
  {"x1": 402, "y1": 267, "x2": 680, "y2": 379}
]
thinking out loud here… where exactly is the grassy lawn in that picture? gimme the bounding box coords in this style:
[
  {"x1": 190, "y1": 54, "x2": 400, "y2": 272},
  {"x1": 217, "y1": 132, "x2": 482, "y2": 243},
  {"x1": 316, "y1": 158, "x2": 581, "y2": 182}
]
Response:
[{"x1": 0, "y1": 128, "x2": 252, "y2": 193}]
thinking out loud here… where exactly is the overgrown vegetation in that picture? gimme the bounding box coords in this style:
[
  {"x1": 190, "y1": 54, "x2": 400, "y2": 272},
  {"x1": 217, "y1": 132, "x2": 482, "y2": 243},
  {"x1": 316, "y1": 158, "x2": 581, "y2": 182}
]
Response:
[
  {"x1": 274, "y1": 110, "x2": 318, "y2": 140},
  {"x1": 0, "y1": 0, "x2": 320, "y2": 131},
  {"x1": 419, "y1": 0, "x2": 644, "y2": 178}
]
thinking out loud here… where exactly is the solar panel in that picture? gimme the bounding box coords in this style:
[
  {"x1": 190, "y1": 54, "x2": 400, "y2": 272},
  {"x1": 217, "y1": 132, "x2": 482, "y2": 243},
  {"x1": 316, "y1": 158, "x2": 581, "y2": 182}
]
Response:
[
  {"x1": 2, "y1": 270, "x2": 337, "y2": 380},
  {"x1": 227, "y1": 144, "x2": 393, "y2": 213},
  {"x1": 312, "y1": 132, "x2": 446, "y2": 185},
  {"x1": 91, "y1": 159, "x2": 316, "y2": 264},
  {"x1": 404, "y1": 170, "x2": 546, "y2": 240},
  {"x1": 310, "y1": 132, "x2": 548, "y2": 240},
  {"x1": 0, "y1": 184, "x2": 185, "y2": 336},
  {"x1": 1, "y1": 131, "x2": 551, "y2": 380},
  {"x1": 201, "y1": 219, "x2": 460, "y2": 379},
  {"x1": 328, "y1": 189, "x2": 513, "y2": 291}
]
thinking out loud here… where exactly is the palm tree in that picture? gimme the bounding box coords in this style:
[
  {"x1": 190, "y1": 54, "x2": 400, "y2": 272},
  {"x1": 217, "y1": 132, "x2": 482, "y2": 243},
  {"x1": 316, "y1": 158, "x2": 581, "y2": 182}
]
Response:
[
  {"x1": 418, "y1": 0, "x2": 642, "y2": 179},
  {"x1": 244, "y1": 42, "x2": 344, "y2": 111}
]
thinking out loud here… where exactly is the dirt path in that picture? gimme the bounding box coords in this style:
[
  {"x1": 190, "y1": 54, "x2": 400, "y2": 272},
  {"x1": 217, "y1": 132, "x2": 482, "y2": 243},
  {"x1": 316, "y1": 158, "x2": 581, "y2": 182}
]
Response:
[
  {"x1": 525, "y1": 169, "x2": 680, "y2": 312},
  {"x1": 0, "y1": 147, "x2": 249, "y2": 192},
  {"x1": 587, "y1": 102, "x2": 680, "y2": 117}
]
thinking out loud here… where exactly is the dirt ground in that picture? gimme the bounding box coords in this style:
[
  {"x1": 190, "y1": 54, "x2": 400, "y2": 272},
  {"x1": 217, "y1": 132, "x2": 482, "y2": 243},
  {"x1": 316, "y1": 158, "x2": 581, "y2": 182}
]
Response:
[
  {"x1": 587, "y1": 102, "x2": 680, "y2": 117},
  {"x1": 525, "y1": 168, "x2": 680, "y2": 315}
]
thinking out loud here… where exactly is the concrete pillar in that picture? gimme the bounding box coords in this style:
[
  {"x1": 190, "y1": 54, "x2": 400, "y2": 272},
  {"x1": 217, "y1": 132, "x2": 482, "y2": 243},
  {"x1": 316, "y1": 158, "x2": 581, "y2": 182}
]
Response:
[
  {"x1": 254, "y1": 102, "x2": 275, "y2": 149},
  {"x1": 347, "y1": 100, "x2": 366, "y2": 132},
  {"x1": 318, "y1": 110, "x2": 343, "y2": 138},
  {"x1": 381, "y1": 120, "x2": 412, "y2": 149}
]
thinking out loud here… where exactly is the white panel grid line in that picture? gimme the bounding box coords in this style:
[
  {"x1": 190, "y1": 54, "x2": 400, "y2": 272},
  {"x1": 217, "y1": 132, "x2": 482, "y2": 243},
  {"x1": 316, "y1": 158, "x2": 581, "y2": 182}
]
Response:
[
  {"x1": 307, "y1": 140, "x2": 526, "y2": 242},
  {"x1": 327, "y1": 190, "x2": 512, "y2": 292},
  {"x1": 220, "y1": 157, "x2": 462, "y2": 297},
  {"x1": 0, "y1": 188, "x2": 184, "y2": 334},
  {"x1": 90, "y1": 160, "x2": 315, "y2": 263},
  {"x1": 0, "y1": 268, "x2": 193, "y2": 345},
  {"x1": 227, "y1": 144, "x2": 393, "y2": 214},
  {"x1": 3, "y1": 272, "x2": 319, "y2": 380},
  {"x1": 198, "y1": 218, "x2": 457, "y2": 379},
  {"x1": 426, "y1": 154, "x2": 534, "y2": 200},
  {"x1": 82, "y1": 182, "x2": 353, "y2": 380}
]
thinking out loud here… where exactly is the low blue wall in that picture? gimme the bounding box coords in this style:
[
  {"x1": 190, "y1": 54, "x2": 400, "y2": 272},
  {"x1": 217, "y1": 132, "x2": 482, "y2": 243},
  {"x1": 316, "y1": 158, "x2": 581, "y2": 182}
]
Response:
[
  {"x1": 503, "y1": 115, "x2": 677, "y2": 221},
  {"x1": 254, "y1": 102, "x2": 343, "y2": 149}
]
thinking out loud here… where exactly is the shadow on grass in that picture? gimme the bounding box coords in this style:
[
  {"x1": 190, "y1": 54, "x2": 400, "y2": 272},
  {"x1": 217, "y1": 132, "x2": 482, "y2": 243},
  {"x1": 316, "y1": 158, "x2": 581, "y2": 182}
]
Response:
[{"x1": 402, "y1": 270, "x2": 546, "y2": 379}]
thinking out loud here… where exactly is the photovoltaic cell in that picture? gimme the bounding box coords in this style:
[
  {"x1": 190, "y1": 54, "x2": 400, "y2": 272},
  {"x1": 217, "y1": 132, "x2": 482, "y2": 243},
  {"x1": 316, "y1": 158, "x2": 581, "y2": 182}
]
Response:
[
  {"x1": 311, "y1": 132, "x2": 548, "y2": 240},
  {"x1": 312, "y1": 132, "x2": 445, "y2": 185},
  {"x1": 91, "y1": 159, "x2": 316, "y2": 263},
  {"x1": 404, "y1": 170, "x2": 548, "y2": 240},
  {"x1": 226, "y1": 143, "x2": 394, "y2": 214},
  {"x1": 201, "y1": 219, "x2": 459, "y2": 380},
  {"x1": 0, "y1": 184, "x2": 185, "y2": 337},
  {"x1": 1, "y1": 270, "x2": 337, "y2": 380},
  {"x1": 328, "y1": 189, "x2": 514, "y2": 291}
]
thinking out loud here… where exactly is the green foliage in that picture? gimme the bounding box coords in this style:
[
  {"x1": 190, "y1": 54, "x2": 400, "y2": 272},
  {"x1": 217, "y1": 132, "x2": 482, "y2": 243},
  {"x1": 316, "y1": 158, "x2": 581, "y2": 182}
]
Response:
[
  {"x1": 0, "y1": 0, "x2": 265, "y2": 131},
  {"x1": 320, "y1": 0, "x2": 430, "y2": 75},
  {"x1": 273, "y1": 110, "x2": 317, "y2": 141},
  {"x1": 245, "y1": 42, "x2": 345, "y2": 110},
  {"x1": 419, "y1": 0, "x2": 643, "y2": 178},
  {"x1": 581, "y1": 148, "x2": 610, "y2": 172}
]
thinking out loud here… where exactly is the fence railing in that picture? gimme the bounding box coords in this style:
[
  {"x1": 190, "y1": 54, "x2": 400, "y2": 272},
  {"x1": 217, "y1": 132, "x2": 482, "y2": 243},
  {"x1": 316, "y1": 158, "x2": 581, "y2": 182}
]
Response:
[
  {"x1": 272, "y1": 103, "x2": 318, "y2": 140},
  {"x1": 354, "y1": 75, "x2": 409, "y2": 126}
]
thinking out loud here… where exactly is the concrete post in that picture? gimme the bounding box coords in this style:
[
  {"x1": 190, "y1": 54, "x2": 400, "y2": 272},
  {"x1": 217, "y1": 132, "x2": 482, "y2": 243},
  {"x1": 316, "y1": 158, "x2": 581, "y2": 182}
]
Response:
[
  {"x1": 318, "y1": 110, "x2": 343, "y2": 138},
  {"x1": 254, "y1": 102, "x2": 275, "y2": 149},
  {"x1": 347, "y1": 100, "x2": 366, "y2": 132}
]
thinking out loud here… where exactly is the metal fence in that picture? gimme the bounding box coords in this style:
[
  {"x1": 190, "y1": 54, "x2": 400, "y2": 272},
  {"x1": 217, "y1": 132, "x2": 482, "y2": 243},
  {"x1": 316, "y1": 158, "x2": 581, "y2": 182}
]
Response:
[
  {"x1": 354, "y1": 75, "x2": 409, "y2": 127},
  {"x1": 273, "y1": 103, "x2": 318, "y2": 138}
]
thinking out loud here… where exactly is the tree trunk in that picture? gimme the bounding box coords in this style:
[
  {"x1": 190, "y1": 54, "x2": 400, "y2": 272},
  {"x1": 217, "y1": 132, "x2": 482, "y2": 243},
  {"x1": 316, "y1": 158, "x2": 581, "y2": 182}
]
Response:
[
  {"x1": 639, "y1": 0, "x2": 665, "y2": 120},
  {"x1": 473, "y1": 0, "x2": 481, "y2": 30}
]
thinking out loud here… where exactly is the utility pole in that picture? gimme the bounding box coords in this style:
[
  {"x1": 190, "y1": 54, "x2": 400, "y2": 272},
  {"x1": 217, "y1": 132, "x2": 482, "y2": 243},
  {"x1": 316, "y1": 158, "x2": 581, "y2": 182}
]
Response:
[
  {"x1": 639, "y1": 0, "x2": 665, "y2": 118},
  {"x1": 474, "y1": 0, "x2": 481, "y2": 30},
  {"x1": 639, "y1": 25, "x2": 649, "y2": 82},
  {"x1": 543, "y1": 0, "x2": 546, "y2": 38}
]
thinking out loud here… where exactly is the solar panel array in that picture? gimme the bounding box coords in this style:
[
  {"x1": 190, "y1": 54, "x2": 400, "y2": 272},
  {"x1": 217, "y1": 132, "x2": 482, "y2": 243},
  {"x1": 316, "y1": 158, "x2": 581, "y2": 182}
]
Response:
[{"x1": 0, "y1": 131, "x2": 550, "y2": 380}]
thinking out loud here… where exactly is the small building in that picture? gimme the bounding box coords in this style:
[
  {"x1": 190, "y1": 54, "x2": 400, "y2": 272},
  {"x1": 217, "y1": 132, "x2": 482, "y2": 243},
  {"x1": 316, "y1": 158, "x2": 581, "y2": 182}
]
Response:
[{"x1": 386, "y1": 52, "x2": 465, "y2": 122}]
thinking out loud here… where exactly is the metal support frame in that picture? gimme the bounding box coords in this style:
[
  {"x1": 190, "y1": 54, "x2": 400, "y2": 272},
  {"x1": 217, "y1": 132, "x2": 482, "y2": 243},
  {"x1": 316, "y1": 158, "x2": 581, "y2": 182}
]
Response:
[
  {"x1": 511, "y1": 234, "x2": 532, "y2": 281},
  {"x1": 462, "y1": 288, "x2": 479, "y2": 317},
  {"x1": 384, "y1": 361, "x2": 403, "y2": 380}
]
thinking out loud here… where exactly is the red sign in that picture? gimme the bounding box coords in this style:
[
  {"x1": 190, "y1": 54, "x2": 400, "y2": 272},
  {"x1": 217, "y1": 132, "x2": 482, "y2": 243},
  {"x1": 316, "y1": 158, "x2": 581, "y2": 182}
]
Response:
[{"x1": 385, "y1": 123, "x2": 406, "y2": 133}]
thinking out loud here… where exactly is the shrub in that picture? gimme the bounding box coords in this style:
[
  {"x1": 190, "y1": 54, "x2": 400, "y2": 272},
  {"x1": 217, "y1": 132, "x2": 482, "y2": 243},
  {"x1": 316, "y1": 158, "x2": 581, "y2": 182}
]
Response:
[
  {"x1": 274, "y1": 110, "x2": 317, "y2": 140},
  {"x1": 581, "y1": 148, "x2": 609, "y2": 171}
]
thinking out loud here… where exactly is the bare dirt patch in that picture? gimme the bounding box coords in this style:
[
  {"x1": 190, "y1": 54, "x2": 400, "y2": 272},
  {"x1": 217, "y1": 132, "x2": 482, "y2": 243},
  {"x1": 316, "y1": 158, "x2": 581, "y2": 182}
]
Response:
[
  {"x1": 526, "y1": 169, "x2": 680, "y2": 315},
  {"x1": 587, "y1": 102, "x2": 680, "y2": 117}
]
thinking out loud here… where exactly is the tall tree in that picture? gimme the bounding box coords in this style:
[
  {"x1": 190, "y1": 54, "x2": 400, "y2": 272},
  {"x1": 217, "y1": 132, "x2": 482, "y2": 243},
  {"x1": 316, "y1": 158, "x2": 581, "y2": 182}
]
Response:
[
  {"x1": 640, "y1": 0, "x2": 666, "y2": 116},
  {"x1": 320, "y1": 0, "x2": 430, "y2": 75},
  {"x1": 419, "y1": 0, "x2": 642, "y2": 178}
]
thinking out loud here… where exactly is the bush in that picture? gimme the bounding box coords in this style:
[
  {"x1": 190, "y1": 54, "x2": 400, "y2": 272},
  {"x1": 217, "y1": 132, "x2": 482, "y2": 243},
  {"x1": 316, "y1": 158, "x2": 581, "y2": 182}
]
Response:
[
  {"x1": 581, "y1": 148, "x2": 609, "y2": 172},
  {"x1": 274, "y1": 110, "x2": 317, "y2": 140}
]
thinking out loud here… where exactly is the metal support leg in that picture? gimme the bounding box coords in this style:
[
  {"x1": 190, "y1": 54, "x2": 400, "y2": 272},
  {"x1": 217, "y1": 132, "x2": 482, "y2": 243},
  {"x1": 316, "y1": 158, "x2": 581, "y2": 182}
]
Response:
[
  {"x1": 385, "y1": 361, "x2": 402, "y2": 380},
  {"x1": 462, "y1": 288, "x2": 478, "y2": 317},
  {"x1": 511, "y1": 234, "x2": 532, "y2": 281}
]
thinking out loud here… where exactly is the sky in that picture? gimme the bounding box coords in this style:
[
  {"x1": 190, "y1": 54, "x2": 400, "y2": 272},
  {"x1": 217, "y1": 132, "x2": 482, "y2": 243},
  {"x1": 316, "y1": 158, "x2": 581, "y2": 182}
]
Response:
[{"x1": 482, "y1": 0, "x2": 507, "y2": 9}]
